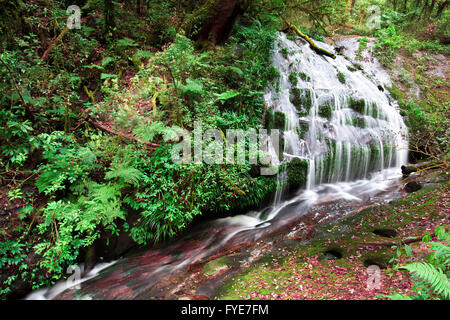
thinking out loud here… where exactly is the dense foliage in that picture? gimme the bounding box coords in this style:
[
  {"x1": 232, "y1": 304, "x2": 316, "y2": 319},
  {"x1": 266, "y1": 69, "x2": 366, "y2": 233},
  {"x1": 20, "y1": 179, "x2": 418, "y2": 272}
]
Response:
[{"x1": 0, "y1": 0, "x2": 448, "y2": 299}]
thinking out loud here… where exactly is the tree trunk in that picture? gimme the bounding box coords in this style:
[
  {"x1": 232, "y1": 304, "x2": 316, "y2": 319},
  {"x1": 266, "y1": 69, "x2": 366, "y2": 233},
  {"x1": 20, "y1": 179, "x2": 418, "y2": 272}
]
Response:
[
  {"x1": 436, "y1": 0, "x2": 448, "y2": 17},
  {"x1": 196, "y1": 0, "x2": 245, "y2": 44},
  {"x1": 104, "y1": 0, "x2": 115, "y2": 38},
  {"x1": 136, "y1": 0, "x2": 141, "y2": 15}
]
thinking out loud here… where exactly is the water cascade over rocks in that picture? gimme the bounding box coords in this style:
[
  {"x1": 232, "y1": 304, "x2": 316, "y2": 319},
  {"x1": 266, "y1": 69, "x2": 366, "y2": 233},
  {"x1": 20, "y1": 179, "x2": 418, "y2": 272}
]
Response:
[{"x1": 265, "y1": 33, "x2": 408, "y2": 205}]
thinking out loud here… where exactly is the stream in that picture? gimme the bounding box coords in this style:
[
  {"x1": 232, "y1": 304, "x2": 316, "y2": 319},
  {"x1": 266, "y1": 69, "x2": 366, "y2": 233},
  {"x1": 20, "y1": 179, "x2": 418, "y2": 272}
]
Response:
[{"x1": 25, "y1": 33, "x2": 409, "y2": 300}]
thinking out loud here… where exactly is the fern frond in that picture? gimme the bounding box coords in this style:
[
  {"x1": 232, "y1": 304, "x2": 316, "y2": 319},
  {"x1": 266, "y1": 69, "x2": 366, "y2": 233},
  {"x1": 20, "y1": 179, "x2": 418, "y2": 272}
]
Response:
[
  {"x1": 401, "y1": 262, "x2": 450, "y2": 299},
  {"x1": 435, "y1": 225, "x2": 450, "y2": 242},
  {"x1": 431, "y1": 242, "x2": 450, "y2": 267},
  {"x1": 105, "y1": 159, "x2": 143, "y2": 186}
]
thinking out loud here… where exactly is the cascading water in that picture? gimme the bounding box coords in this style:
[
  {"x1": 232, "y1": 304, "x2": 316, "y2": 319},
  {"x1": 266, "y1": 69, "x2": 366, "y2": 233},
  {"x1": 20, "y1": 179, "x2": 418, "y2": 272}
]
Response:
[{"x1": 265, "y1": 33, "x2": 408, "y2": 202}]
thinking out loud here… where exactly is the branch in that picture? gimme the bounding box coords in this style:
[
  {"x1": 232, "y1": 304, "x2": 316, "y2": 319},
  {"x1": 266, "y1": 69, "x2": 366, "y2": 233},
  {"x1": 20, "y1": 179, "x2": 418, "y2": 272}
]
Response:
[
  {"x1": 285, "y1": 21, "x2": 336, "y2": 59},
  {"x1": 41, "y1": 0, "x2": 94, "y2": 60},
  {"x1": 0, "y1": 55, "x2": 27, "y2": 106},
  {"x1": 71, "y1": 105, "x2": 160, "y2": 148},
  {"x1": 90, "y1": 119, "x2": 160, "y2": 148}
]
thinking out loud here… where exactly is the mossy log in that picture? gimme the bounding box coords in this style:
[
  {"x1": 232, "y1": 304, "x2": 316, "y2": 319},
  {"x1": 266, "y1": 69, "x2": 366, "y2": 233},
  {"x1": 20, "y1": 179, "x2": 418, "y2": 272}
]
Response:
[{"x1": 286, "y1": 22, "x2": 336, "y2": 59}]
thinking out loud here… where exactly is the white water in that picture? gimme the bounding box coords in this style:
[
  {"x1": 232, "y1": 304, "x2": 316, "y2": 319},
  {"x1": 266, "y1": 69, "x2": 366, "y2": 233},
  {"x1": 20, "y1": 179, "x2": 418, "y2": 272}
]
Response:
[
  {"x1": 25, "y1": 261, "x2": 116, "y2": 300},
  {"x1": 265, "y1": 33, "x2": 408, "y2": 201}
]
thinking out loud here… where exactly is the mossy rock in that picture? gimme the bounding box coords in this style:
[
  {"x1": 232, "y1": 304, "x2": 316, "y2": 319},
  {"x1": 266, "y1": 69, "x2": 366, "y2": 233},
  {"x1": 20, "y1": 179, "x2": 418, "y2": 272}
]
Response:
[
  {"x1": 203, "y1": 256, "x2": 231, "y2": 275},
  {"x1": 0, "y1": 0, "x2": 27, "y2": 44},
  {"x1": 288, "y1": 72, "x2": 298, "y2": 86},
  {"x1": 299, "y1": 72, "x2": 311, "y2": 82},
  {"x1": 280, "y1": 47, "x2": 289, "y2": 59},
  {"x1": 265, "y1": 109, "x2": 286, "y2": 131},
  {"x1": 285, "y1": 158, "x2": 308, "y2": 192},
  {"x1": 349, "y1": 97, "x2": 366, "y2": 114},
  {"x1": 290, "y1": 88, "x2": 313, "y2": 116},
  {"x1": 318, "y1": 104, "x2": 332, "y2": 120},
  {"x1": 273, "y1": 111, "x2": 286, "y2": 130},
  {"x1": 295, "y1": 121, "x2": 309, "y2": 140},
  {"x1": 351, "y1": 116, "x2": 366, "y2": 128},
  {"x1": 337, "y1": 71, "x2": 346, "y2": 84}
]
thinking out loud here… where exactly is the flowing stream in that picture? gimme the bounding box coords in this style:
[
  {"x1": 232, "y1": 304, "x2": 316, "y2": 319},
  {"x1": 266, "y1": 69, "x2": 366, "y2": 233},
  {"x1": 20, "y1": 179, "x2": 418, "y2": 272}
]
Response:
[{"x1": 26, "y1": 33, "x2": 409, "y2": 300}]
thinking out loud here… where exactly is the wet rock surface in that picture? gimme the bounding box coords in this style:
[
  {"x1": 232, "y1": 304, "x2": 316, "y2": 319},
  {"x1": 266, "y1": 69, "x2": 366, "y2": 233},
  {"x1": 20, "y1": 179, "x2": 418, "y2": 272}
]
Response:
[
  {"x1": 45, "y1": 176, "x2": 405, "y2": 300},
  {"x1": 405, "y1": 181, "x2": 423, "y2": 193}
]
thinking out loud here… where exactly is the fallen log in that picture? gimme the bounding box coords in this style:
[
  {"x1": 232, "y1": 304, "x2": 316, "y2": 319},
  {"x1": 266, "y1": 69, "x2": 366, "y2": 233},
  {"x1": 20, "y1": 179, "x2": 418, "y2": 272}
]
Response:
[
  {"x1": 286, "y1": 22, "x2": 336, "y2": 59},
  {"x1": 72, "y1": 105, "x2": 160, "y2": 148},
  {"x1": 90, "y1": 119, "x2": 160, "y2": 148},
  {"x1": 357, "y1": 236, "x2": 422, "y2": 247}
]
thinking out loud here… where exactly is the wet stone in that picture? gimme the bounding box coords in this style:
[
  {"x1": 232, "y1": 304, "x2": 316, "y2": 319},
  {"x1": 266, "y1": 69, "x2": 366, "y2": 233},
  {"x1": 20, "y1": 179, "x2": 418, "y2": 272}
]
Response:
[
  {"x1": 322, "y1": 249, "x2": 343, "y2": 260},
  {"x1": 373, "y1": 228, "x2": 397, "y2": 238},
  {"x1": 405, "y1": 181, "x2": 422, "y2": 193}
]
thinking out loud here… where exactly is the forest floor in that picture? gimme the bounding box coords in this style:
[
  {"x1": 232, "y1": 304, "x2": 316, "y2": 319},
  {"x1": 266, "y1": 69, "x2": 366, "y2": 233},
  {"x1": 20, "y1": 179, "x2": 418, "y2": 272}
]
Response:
[{"x1": 211, "y1": 170, "x2": 449, "y2": 300}]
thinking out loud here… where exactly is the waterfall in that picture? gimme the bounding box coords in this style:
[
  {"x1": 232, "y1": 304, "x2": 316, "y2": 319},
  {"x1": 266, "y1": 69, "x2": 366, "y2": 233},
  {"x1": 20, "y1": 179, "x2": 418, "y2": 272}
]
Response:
[{"x1": 265, "y1": 33, "x2": 409, "y2": 199}]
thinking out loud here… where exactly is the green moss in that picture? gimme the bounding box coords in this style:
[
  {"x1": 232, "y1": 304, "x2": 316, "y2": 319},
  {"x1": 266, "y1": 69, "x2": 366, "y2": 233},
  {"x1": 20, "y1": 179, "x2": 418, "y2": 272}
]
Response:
[
  {"x1": 290, "y1": 88, "x2": 313, "y2": 116},
  {"x1": 347, "y1": 65, "x2": 358, "y2": 72},
  {"x1": 285, "y1": 158, "x2": 308, "y2": 192},
  {"x1": 318, "y1": 104, "x2": 332, "y2": 120},
  {"x1": 215, "y1": 182, "x2": 449, "y2": 300},
  {"x1": 352, "y1": 116, "x2": 366, "y2": 128},
  {"x1": 387, "y1": 84, "x2": 406, "y2": 105},
  {"x1": 368, "y1": 142, "x2": 381, "y2": 171},
  {"x1": 348, "y1": 97, "x2": 366, "y2": 114},
  {"x1": 204, "y1": 256, "x2": 231, "y2": 275},
  {"x1": 337, "y1": 71, "x2": 346, "y2": 84},
  {"x1": 299, "y1": 72, "x2": 311, "y2": 82},
  {"x1": 288, "y1": 72, "x2": 298, "y2": 86},
  {"x1": 280, "y1": 47, "x2": 289, "y2": 59},
  {"x1": 273, "y1": 111, "x2": 286, "y2": 130},
  {"x1": 295, "y1": 121, "x2": 309, "y2": 140}
]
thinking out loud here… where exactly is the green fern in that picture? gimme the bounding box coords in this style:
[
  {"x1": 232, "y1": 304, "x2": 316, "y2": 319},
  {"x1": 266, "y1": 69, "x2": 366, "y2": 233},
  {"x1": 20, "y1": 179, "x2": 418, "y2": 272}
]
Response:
[
  {"x1": 105, "y1": 161, "x2": 143, "y2": 186},
  {"x1": 431, "y1": 242, "x2": 450, "y2": 266},
  {"x1": 400, "y1": 262, "x2": 450, "y2": 299}
]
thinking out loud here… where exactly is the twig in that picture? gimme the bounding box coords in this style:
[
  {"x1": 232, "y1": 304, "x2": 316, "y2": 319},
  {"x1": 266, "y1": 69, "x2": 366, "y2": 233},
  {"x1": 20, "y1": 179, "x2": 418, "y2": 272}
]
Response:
[
  {"x1": 357, "y1": 236, "x2": 422, "y2": 247},
  {"x1": 0, "y1": 55, "x2": 27, "y2": 106},
  {"x1": 90, "y1": 119, "x2": 160, "y2": 148}
]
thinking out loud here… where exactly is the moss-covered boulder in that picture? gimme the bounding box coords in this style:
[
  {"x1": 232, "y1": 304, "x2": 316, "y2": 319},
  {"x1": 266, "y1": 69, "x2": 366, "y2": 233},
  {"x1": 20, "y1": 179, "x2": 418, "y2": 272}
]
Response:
[
  {"x1": 318, "y1": 104, "x2": 332, "y2": 120},
  {"x1": 295, "y1": 121, "x2": 309, "y2": 140},
  {"x1": 337, "y1": 71, "x2": 346, "y2": 84},
  {"x1": 265, "y1": 109, "x2": 286, "y2": 131},
  {"x1": 299, "y1": 72, "x2": 311, "y2": 82},
  {"x1": 351, "y1": 116, "x2": 366, "y2": 128},
  {"x1": 349, "y1": 97, "x2": 365, "y2": 114},
  {"x1": 290, "y1": 88, "x2": 313, "y2": 116},
  {"x1": 273, "y1": 111, "x2": 286, "y2": 130},
  {"x1": 285, "y1": 157, "x2": 308, "y2": 192}
]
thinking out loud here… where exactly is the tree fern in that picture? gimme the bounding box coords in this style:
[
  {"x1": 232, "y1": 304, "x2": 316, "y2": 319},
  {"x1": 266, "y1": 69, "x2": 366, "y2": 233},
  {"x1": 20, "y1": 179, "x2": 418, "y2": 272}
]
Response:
[{"x1": 401, "y1": 261, "x2": 450, "y2": 299}]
